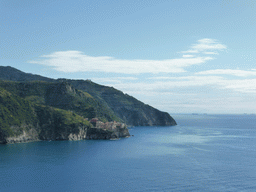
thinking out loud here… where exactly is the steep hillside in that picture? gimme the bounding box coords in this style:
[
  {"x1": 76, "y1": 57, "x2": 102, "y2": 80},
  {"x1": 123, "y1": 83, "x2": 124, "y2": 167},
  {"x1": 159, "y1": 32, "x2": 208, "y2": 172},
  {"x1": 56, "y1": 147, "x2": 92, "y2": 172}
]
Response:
[
  {"x1": 0, "y1": 87, "x2": 37, "y2": 142},
  {"x1": 0, "y1": 86, "x2": 129, "y2": 144},
  {"x1": 0, "y1": 87, "x2": 92, "y2": 144},
  {"x1": 60, "y1": 79, "x2": 177, "y2": 126},
  {"x1": 0, "y1": 66, "x2": 177, "y2": 126},
  {"x1": 0, "y1": 80, "x2": 121, "y2": 122},
  {"x1": 0, "y1": 66, "x2": 53, "y2": 82}
]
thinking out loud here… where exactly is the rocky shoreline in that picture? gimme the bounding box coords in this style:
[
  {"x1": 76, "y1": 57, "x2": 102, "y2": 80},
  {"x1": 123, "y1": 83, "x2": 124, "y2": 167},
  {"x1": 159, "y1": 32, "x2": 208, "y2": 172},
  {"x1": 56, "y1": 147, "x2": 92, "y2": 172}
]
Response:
[{"x1": 1, "y1": 122, "x2": 130, "y2": 144}]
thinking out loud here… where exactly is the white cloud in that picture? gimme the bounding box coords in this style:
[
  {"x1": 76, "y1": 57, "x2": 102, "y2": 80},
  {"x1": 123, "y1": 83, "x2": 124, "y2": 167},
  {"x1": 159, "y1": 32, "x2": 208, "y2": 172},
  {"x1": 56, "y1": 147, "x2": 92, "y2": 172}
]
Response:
[
  {"x1": 196, "y1": 69, "x2": 256, "y2": 77},
  {"x1": 111, "y1": 75, "x2": 256, "y2": 94},
  {"x1": 91, "y1": 77, "x2": 138, "y2": 83},
  {"x1": 148, "y1": 76, "x2": 177, "y2": 80},
  {"x1": 107, "y1": 76, "x2": 256, "y2": 113},
  {"x1": 203, "y1": 52, "x2": 219, "y2": 55},
  {"x1": 168, "y1": 97, "x2": 255, "y2": 114},
  {"x1": 29, "y1": 38, "x2": 227, "y2": 74},
  {"x1": 114, "y1": 76, "x2": 224, "y2": 91},
  {"x1": 182, "y1": 54, "x2": 195, "y2": 58},
  {"x1": 193, "y1": 38, "x2": 227, "y2": 51},
  {"x1": 182, "y1": 50, "x2": 199, "y2": 53},
  {"x1": 182, "y1": 38, "x2": 227, "y2": 54},
  {"x1": 222, "y1": 79, "x2": 256, "y2": 93},
  {"x1": 29, "y1": 50, "x2": 213, "y2": 74}
]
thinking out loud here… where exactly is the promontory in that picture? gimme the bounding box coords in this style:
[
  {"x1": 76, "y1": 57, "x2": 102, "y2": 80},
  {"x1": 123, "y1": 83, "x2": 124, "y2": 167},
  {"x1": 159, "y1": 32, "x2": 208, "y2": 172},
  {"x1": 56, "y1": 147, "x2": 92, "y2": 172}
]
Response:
[{"x1": 0, "y1": 66, "x2": 176, "y2": 144}]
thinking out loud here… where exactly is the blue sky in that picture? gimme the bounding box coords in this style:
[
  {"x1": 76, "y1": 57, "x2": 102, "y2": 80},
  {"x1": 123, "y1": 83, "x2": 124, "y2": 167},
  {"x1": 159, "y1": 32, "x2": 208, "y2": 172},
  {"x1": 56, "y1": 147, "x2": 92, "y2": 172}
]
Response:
[{"x1": 1, "y1": 0, "x2": 256, "y2": 114}]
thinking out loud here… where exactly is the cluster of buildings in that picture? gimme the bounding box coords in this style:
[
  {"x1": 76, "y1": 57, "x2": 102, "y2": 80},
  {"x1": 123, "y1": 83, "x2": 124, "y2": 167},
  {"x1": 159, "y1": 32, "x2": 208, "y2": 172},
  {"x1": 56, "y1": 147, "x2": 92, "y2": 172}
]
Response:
[{"x1": 89, "y1": 118, "x2": 126, "y2": 131}]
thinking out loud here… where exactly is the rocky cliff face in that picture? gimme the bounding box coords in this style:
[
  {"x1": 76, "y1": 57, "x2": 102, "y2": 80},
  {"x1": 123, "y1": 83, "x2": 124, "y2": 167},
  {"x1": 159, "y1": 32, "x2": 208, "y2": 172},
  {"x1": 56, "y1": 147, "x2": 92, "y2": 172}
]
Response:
[
  {"x1": 0, "y1": 123, "x2": 130, "y2": 144},
  {"x1": 2, "y1": 128, "x2": 39, "y2": 144},
  {"x1": 2, "y1": 126, "x2": 130, "y2": 144},
  {"x1": 86, "y1": 127, "x2": 130, "y2": 140}
]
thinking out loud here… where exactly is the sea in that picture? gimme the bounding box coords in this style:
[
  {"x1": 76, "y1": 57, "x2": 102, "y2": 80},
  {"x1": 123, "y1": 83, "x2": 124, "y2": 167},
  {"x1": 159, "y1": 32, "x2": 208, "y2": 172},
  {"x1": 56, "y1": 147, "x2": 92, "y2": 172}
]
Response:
[{"x1": 1, "y1": 114, "x2": 256, "y2": 192}]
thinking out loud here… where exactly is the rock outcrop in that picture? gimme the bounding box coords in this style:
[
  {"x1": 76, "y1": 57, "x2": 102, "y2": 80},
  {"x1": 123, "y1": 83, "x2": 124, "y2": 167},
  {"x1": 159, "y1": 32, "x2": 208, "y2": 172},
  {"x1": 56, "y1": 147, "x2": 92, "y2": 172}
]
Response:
[
  {"x1": 2, "y1": 126, "x2": 130, "y2": 144},
  {"x1": 86, "y1": 127, "x2": 130, "y2": 140},
  {"x1": 3, "y1": 128, "x2": 39, "y2": 144}
]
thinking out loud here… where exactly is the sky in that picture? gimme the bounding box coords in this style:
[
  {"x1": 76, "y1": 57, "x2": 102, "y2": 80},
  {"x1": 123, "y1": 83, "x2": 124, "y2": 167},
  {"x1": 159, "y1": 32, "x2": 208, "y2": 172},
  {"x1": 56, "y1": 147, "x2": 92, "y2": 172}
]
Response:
[{"x1": 1, "y1": 0, "x2": 256, "y2": 114}]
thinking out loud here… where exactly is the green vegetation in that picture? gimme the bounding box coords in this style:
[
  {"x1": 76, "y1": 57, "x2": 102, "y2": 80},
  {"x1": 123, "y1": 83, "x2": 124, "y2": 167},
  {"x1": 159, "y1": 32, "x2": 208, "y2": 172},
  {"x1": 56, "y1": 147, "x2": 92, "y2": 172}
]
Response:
[
  {"x1": 62, "y1": 79, "x2": 176, "y2": 126},
  {"x1": 0, "y1": 87, "x2": 37, "y2": 138},
  {"x1": 0, "y1": 80, "x2": 121, "y2": 122},
  {"x1": 35, "y1": 105, "x2": 91, "y2": 140},
  {"x1": 0, "y1": 80, "x2": 122, "y2": 142},
  {"x1": 0, "y1": 85, "x2": 93, "y2": 142},
  {"x1": 0, "y1": 66, "x2": 176, "y2": 143}
]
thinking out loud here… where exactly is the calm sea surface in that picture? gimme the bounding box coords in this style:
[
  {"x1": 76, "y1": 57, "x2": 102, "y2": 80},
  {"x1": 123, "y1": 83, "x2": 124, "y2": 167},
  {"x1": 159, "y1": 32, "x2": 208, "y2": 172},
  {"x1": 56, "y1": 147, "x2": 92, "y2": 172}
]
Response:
[{"x1": 1, "y1": 114, "x2": 256, "y2": 192}]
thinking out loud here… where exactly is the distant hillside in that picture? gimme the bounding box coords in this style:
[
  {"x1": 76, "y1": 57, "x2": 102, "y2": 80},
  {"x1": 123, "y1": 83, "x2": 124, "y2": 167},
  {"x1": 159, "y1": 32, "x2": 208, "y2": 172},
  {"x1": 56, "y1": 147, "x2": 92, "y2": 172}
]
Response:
[
  {"x1": 0, "y1": 66, "x2": 177, "y2": 126},
  {"x1": 0, "y1": 66, "x2": 53, "y2": 82}
]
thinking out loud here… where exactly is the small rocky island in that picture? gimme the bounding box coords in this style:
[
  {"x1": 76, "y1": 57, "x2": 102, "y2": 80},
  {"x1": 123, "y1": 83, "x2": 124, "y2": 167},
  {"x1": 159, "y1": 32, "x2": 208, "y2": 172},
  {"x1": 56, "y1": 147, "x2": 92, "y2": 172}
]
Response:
[{"x1": 0, "y1": 66, "x2": 176, "y2": 144}]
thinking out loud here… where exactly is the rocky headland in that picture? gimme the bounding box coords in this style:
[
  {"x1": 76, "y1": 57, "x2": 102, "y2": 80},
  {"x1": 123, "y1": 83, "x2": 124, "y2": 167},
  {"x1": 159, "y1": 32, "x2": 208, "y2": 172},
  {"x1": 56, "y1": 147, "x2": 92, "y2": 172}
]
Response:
[{"x1": 0, "y1": 66, "x2": 176, "y2": 144}]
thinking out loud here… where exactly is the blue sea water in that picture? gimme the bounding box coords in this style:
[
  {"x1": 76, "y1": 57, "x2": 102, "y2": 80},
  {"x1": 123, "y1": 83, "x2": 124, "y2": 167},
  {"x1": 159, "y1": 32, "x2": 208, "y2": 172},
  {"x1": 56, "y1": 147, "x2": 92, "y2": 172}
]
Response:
[{"x1": 1, "y1": 114, "x2": 256, "y2": 192}]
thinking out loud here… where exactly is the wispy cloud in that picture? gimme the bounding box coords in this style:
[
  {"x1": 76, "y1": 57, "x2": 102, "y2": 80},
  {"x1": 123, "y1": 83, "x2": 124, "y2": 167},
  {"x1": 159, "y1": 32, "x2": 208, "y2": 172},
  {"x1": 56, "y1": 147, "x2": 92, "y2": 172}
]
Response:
[
  {"x1": 91, "y1": 77, "x2": 138, "y2": 83},
  {"x1": 196, "y1": 69, "x2": 256, "y2": 77},
  {"x1": 193, "y1": 38, "x2": 227, "y2": 51},
  {"x1": 182, "y1": 54, "x2": 195, "y2": 58},
  {"x1": 29, "y1": 38, "x2": 225, "y2": 74},
  {"x1": 113, "y1": 76, "x2": 225, "y2": 92},
  {"x1": 222, "y1": 79, "x2": 256, "y2": 93},
  {"x1": 29, "y1": 51, "x2": 212, "y2": 74},
  {"x1": 112, "y1": 76, "x2": 256, "y2": 94},
  {"x1": 182, "y1": 38, "x2": 227, "y2": 54},
  {"x1": 203, "y1": 52, "x2": 219, "y2": 55}
]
